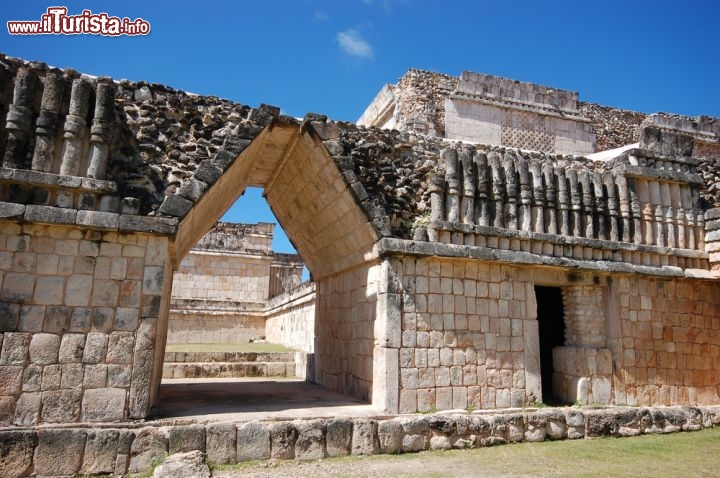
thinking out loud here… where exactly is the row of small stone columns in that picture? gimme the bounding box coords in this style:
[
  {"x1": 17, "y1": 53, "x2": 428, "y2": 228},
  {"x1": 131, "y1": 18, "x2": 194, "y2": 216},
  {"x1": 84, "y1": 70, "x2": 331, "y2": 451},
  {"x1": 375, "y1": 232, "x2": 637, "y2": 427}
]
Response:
[
  {"x1": 429, "y1": 145, "x2": 705, "y2": 250},
  {"x1": 3, "y1": 66, "x2": 115, "y2": 179}
]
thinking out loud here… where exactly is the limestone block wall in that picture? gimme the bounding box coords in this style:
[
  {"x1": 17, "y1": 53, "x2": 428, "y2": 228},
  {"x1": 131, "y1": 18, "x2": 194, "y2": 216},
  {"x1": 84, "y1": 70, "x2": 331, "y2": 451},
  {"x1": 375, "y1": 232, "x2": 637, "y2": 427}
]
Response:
[
  {"x1": 610, "y1": 275, "x2": 720, "y2": 406},
  {"x1": 171, "y1": 252, "x2": 271, "y2": 303},
  {"x1": 394, "y1": 256, "x2": 540, "y2": 413},
  {"x1": 265, "y1": 282, "x2": 316, "y2": 353},
  {"x1": 166, "y1": 312, "x2": 264, "y2": 345},
  {"x1": 0, "y1": 221, "x2": 170, "y2": 424},
  {"x1": 314, "y1": 263, "x2": 380, "y2": 402}
]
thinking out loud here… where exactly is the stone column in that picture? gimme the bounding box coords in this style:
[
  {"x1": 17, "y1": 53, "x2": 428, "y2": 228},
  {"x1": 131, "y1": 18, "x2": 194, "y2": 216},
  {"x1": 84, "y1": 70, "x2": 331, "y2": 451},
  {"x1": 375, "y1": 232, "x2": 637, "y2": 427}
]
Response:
[
  {"x1": 86, "y1": 79, "x2": 115, "y2": 179},
  {"x1": 671, "y1": 183, "x2": 685, "y2": 248},
  {"x1": 543, "y1": 162, "x2": 557, "y2": 235},
  {"x1": 593, "y1": 173, "x2": 606, "y2": 240},
  {"x1": 636, "y1": 179, "x2": 653, "y2": 245},
  {"x1": 579, "y1": 171, "x2": 594, "y2": 238},
  {"x1": 59, "y1": 77, "x2": 92, "y2": 176},
  {"x1": 460, "y1": 145, "x2": 475, "y2": 225},
  {"x1": 428, "y1": 171, "x2": 445, "y2": 242},
  {"x1": 443, "y1": 147, "x2": 460, "y2": 223},
  {"x1": 517, "y1": 156, "x2": 532, "y2": 232},
  {"x1": 604, "y1": 173, "x2": 619, "y2": 242},
  {"x1": 475, "y1": 152, "x2": 490, "y2": 227},
  {"x1": 615, "y1": 174, "x2": 631, "y2": 243},
  {"x1": 530, "y1": 159, "x2": 545, "y2": 233},
  {"x1": 681, "y1": 185, "x2": 695, "y2": 249},
  {"x1": 627, "y1": 178, "x2": 643, "y2": 245},
  {"x1": 32, "y1": 71, "x2": 66, "y2": 172},
  {"x1": 692, "y1": 188, "x2": 704, "y2": 250},
  {"x1": 503, "y1": 151, "x2": 518, "y2": 230},
  {"x1": 649, "y1": 180, "x2": 664, "y2": 247},
  {"x1": 557, "y1": 166, "x2": 570, "y2": 236},
  {"x1": 567, "y1": 169, "x2": 582, "y2": 237},
  {"x1": 660, "y1": 182, "x2": 675, "y2": 248},
  {"x1": 489, "y1": 151, "x2": 505, "y2": 229},
  {"x1": 3, "y1": 67, "x2": 38, "y2": 169}
]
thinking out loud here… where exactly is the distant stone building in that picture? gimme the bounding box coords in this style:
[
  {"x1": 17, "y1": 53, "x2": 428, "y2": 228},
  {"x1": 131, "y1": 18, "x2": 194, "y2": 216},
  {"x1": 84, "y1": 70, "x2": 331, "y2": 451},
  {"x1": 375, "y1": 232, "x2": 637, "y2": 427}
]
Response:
[{"x1": 168, "y1": 222, "x2": 305, "y2": 345}]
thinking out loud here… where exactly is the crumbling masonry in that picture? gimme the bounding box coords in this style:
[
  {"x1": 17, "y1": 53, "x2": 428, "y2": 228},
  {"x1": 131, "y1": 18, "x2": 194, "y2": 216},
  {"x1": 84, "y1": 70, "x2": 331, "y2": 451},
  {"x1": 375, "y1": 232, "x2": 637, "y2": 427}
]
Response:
[{"x1": 0, "y1": 54, "x2": 719, "y2": 475}]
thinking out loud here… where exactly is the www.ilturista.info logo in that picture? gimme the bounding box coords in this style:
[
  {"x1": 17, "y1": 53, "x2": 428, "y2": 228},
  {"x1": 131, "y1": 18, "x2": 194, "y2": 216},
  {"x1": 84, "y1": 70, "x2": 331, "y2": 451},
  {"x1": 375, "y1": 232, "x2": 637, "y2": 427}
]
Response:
[{"x1": 7, "y1": 7, "x2": 151, "y2": 36}]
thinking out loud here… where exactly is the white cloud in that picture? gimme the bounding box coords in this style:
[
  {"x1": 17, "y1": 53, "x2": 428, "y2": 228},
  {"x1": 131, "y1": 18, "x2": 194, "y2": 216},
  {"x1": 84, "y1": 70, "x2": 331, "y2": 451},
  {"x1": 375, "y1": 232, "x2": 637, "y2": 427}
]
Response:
[
  {"x1": 313, "y1": 10, "x2": 329, "y2": 21},
  {"x1": 337, "y1": 29, "x2": 374, "y2": 59}
]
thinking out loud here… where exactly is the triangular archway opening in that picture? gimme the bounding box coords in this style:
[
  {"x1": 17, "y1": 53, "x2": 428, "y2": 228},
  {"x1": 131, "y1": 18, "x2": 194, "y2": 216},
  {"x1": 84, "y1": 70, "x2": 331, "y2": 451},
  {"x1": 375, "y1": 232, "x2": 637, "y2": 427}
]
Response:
[{"x1": 150, "y1": 121, "x2": 384, "y2": 418}]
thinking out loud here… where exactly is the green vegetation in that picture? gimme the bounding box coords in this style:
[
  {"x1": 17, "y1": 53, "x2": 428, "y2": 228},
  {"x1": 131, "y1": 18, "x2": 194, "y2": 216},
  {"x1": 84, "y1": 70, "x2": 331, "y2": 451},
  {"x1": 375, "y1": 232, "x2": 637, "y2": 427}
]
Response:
[
  {"x1": 215, "y1": 428, "x2": 720, "y2": 478},
  {"x1": 165, "y1": 342, "x2": 294, "y2": 353}
]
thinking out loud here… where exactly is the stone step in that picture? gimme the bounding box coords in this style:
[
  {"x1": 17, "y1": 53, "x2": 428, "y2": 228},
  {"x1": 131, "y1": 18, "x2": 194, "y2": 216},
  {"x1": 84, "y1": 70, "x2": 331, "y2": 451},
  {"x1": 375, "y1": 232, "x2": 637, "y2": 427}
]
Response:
[
  {"x1": 164, "y1": 351, "x2": 295, "y2": 363},
  {"x1": 162, "y1": 361, "x2": 296, "y2": 379}
]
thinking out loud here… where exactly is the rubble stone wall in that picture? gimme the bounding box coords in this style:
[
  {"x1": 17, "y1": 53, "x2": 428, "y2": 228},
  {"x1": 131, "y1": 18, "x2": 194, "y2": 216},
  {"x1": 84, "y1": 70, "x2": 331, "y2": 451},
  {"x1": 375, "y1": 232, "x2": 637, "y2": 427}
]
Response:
[{"x1": 0, "y1": 221, "x2": 171, "y2": 425}]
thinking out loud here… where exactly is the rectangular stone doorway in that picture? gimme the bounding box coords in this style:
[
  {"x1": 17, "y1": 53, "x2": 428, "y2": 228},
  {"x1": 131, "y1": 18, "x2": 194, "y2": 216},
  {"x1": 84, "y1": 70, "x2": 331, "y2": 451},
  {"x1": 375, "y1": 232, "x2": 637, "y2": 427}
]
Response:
[{"x1": 534, "y1": 286, "x2": 566, "y2": 404}]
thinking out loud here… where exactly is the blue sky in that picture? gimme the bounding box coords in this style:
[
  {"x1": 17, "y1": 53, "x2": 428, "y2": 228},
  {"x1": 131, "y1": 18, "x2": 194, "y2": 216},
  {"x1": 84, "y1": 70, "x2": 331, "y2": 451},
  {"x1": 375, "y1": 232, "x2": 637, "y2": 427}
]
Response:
[{"x1": 3, "y1": 1, "x2": 719, "y2": 255}]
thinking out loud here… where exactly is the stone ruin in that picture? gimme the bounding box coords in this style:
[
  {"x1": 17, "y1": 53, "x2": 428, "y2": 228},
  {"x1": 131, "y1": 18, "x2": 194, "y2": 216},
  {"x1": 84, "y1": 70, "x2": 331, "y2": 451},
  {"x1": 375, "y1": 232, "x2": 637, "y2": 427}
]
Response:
[{"x1": 0, "y1": 53, "x2": 719, "y2": 475}]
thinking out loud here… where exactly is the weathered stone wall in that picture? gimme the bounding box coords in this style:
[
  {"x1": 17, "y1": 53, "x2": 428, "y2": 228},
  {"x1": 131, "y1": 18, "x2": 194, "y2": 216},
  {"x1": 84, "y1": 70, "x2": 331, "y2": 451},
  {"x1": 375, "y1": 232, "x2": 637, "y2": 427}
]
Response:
[
  {"x1": 610, "y1": 275, "x2": 720, "y2": 406},
  {"x1": 166, "y1": 312, "x2": 265, "y2": 345},
  {"x1": 172, "y1": 253, "x2": 271, "y2": 304},
  {"x1": 265, "y1": 282, "x2": 316, "y2": 353},
  {"x1": 0, "y1": 221, "x2": 170, "y2": 424},
  {"x1": 393, "y1": 256, "x2": 539, "y2": 412},
  {"x1": 269, "y1": 253, "x2": 304, "y2": 299},
  {"x1": 314, "y1": 263, "x2": 380, "y2": 402},
  {"x1": 446, "y1": 72, "x2": 595, "y2": 155}
]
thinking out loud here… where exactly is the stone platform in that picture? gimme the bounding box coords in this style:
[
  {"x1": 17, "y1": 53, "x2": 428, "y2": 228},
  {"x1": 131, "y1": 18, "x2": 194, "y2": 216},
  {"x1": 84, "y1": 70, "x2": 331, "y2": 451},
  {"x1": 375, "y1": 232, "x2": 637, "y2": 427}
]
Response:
[
  {"x1": 162, "y1": 351, "x2": 297, "y2": 379},
  {"x1": 1, "y1": 377, "x2": 718, "y2": 477}
]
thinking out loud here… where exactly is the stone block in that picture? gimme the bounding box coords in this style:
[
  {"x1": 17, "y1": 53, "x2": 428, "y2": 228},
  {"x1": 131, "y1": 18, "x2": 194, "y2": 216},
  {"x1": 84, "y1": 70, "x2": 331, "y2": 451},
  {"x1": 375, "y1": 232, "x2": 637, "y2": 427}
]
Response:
[
  {"x1": 20, "y1": 365, "x2": 41, "y2": 393},
  {"x1": 378, "y1": 419, "x2": 404, "y2": 453},
  {"x1": 107, "y1": 331, "x2": 135, "y2": 363},
  {"x1": 84, "y1": 364, "x2": 108, "y2": 388},
  {"x1": 153, "y1": 450, "x2": 210, "y2": 478},
  {"x1": 81, "y1": 388, "x2": 126, "y2": 421},
  {"x1": 351, "y1": 419, "x2": 379, "y2": 455},
  {"x1": 34, "y1": 428, "x2": 86, "y2": 476},
  {"x1": 206, "y1": 423, "x2": 236, "y2": 465},
  {"x1": 59, "y1": 333, "x2": 85, "y2": 362},
  {"x1": 18, "y1": 305, "x2": 44, "y2": 332},
  {"x1": 41, "y1": 389, "x2": 82, "y2": 422},
  {"x1": 0, "y1": 332, "x2": 30, "y2": 365},
  {"x1": 44, "y1": 305, "x2": 71, "y2": 333},
  {"x1": 14, "y1": 392, "x2": 41, "y2": 425},
  {"x1": 0, "y1": 396, "x2": 15, "y2": 425},
  {"x1": 1, "y1": 272, "x2": 34, "y2": 302},
  {"x1": 108, "y1": 364, "x2": 132, "y2": 388},
  {"x1": 129, "y1": 427, "x2": 168, "y2": 473},
  {"x1": 81, "y1": 429, "x2": 120, "y2": 475},
  {"x1": 83, "y1": 332, "x2": 108, "y2": 363},
  {"x1": 65, "y1": 274, "x2": 93, "y2": 306},
  {"x1": 269, "y1": 422, "x2": 298, "y2": 459},
  {"x1": 69, "y1": 307, "x2": 92, "y2": 332},
  {"x1": 60, "y1": 363, "x2": 84, "y2": 389},
  {"x1": 0, "y1": 302, "x2": 20, "y2": 331},
  {"x1": 0, "y1": 365, "x2": 23, "y2": 394},
  {"x1": 325, "y1": 418, "x2": 352, "y2": 457},
  {"x1": 28, "y1": 333, "x2": 61, "y2": 364},
  {"x1": 114, "y1": 429, "x2": 135, "y2": 475},
  {"x1": 294, "y1": 420, "x2": 326, "y2": 460},
  {"x1": 0, "y1": 430, "x2": 37, "y2": 478},
  {"x1": 33, "y1": 276, "x2": 65, "y2": 305},
  {"x1": 236, "y1": 422, "x2": 270, "y2": 462},
  {"x1": 169, "y1": 424, "x2": 206, "y2": 453},
  {"x1": 40, "y1": 363, "x2": 61, "y2": 390}
]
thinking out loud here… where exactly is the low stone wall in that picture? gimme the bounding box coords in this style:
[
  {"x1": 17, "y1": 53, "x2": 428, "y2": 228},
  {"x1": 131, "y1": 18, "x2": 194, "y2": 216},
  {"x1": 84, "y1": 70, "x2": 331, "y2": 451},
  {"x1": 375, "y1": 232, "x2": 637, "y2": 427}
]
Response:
[
  {"x1": 166, "y1": 310, "x2": 265, "y2": 345},
  {"x1": 264, "y1": 282, "x2": 316, "y2": 353},
  {"x1": 162, "y1": 351, "x2": 296, "y2": 379},
  {"x1": 1, "y1": 405, "x2": 718, "y2": 477}
]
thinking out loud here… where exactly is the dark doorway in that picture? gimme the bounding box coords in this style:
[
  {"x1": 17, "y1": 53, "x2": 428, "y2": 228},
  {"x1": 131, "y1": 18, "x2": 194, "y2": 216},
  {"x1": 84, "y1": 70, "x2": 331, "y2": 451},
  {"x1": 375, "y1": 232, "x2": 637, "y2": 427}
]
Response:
[{"x1": 535, "y1": 286, "x2": 566, "y2": 404}]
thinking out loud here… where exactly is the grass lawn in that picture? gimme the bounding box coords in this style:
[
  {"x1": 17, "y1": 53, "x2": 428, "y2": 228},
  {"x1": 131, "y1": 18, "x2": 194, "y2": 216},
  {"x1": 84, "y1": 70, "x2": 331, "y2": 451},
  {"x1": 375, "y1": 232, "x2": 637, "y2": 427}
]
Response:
[
  {"x1": 214, "y1": 427, "x2": 720, "y2": 477},
  {"x1": 165, "y1": 342, "x2": 294, "y2": 353}
]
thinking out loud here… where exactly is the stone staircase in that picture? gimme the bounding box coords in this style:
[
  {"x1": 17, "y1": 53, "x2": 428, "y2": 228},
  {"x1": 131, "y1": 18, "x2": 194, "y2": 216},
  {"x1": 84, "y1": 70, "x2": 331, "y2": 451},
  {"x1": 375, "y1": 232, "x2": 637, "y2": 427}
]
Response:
[{"x1": 162, "y1": 351, "x2": 297, "y2": 379}]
